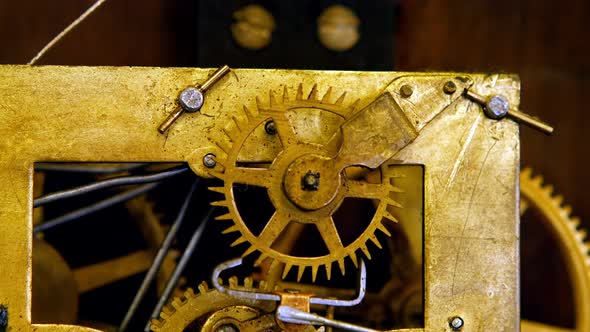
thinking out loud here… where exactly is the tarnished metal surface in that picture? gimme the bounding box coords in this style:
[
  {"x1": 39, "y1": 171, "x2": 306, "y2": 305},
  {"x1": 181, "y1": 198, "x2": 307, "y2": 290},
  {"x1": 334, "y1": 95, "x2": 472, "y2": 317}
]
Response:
[{"x1": 0, "y1": 66, "x2": 520, "y2": 331}]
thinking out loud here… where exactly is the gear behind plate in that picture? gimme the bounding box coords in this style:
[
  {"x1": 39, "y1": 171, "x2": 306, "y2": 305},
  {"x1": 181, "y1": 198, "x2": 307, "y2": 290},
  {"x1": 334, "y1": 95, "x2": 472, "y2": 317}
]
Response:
[
  {"x1": 520, "y1": 168, "x2": 590, "y2": 332},
  {"x1": 208, "y1": 84, "x2": 403, "y2": 281},
  {"x1": 150, "y1": 278, "x2": 276, "y2": 332}
]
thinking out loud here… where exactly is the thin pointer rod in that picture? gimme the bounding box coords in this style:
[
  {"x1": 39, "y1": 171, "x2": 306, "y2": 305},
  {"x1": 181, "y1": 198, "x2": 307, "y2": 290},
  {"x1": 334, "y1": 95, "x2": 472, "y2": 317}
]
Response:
[
  {"x1": 34, "y1": 165, "x2": 189, "y2": 207},
  {"x1": 28, "y1": 0, "x2": 108, "y2": 65},
  {"x1": 34, "y1": 183, "x2": 159, "y2": 234},
  {"x1": 119, "y1": 179, "x2": 200, "y2": 332},
  {"x1": 143, "y1": 207, "x2": 214, "y2": 332},
  {"x1": 35, "y1": 162, "x2": 149, "y2": 174}
]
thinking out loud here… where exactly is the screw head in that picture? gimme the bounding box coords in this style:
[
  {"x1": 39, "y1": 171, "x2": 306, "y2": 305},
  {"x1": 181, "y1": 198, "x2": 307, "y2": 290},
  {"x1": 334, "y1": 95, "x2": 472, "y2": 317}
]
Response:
[
  {"x1": 301, "y1": 171, "x2": 320, "y2": 191},
  {"x1": 264, "y1": 120, "x2": 277, "y2": 135},
  {"x1": 443, "y1": 81, "x2": 457, "y2": 94},
  {"x1": 179, "y1": 87, "x2": 204, "y2": 113},
  {"x1": 203, "y1": 154, "x2": 217, "y2": 168},
  {"x1": 400, "y1": 84, "x2": 413, "y2": 98},
  {"x1": 485, "y1": 95, "x2": 510, "y2": 119},
  {"x1": 449, "y1": 316, "x2": 464, "y2": 330},
  {"x1": 216, "y1": 324, "x2": 239, "y2": 332}
]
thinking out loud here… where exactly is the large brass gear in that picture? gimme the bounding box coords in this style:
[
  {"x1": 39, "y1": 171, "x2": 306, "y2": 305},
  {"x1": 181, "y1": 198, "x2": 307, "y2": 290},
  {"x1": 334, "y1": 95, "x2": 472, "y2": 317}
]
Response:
[
  {"x1": 149, "y1": 278, "x2": 276, "y2": 332},
  {"x1": 208, "y1": 85, "x2": 402, "y2": 281},
  {"x1": 519, "y1": 168, "x2": 590, "y2": 332}
]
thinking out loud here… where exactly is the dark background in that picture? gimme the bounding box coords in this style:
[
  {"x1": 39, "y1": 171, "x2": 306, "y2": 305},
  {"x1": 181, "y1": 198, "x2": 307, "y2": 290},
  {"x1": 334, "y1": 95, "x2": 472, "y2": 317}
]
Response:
[{"x1": 1, "y1": 0, "x2": 588, "y2": 327}]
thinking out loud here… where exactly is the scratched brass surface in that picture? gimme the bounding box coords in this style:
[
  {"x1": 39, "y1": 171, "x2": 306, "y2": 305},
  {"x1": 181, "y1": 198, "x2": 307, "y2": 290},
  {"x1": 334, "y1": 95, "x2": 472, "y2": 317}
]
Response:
[{"x1": 0, "y1": 66, "x2": 519, "y2": 331}]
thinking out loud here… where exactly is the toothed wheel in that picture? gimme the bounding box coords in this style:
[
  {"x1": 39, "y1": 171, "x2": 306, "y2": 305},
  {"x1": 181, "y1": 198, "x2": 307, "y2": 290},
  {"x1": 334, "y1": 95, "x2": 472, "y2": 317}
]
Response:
[
  {"x1": 208, "y1": 84, "x2": 403, "y2": 281},
  {"x1": 150, "y1": 278, "x2": 276, "y2": 332},
  {"x1": 520, "y1": 168, "x2": 590, "y2": 332}
]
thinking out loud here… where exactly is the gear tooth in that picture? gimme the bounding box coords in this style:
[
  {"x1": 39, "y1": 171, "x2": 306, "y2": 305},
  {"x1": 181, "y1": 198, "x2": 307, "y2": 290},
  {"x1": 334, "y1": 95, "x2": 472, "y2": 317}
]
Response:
[
  {"x1": 543, "y1": 184, "x2": 554, "y2": 196},
  {"x1": 186, "y1": 287, "x2": 197, "y2": 297},
  {"x1": 217, "y1": 277, "x2": 224, "y2": 286},
  {"x1": 386, "y1": 198, "x2": 403, "y2": 209},
  {"x1": 377, "y1": 222, "x2": 392, "y2": 237},
  {"x1": 231, "y1": 116, "x2": 242, "y2": 131},
  {"x1": 532, "y1": 175, "x2": 543, "y2": 186},
  {"x1": 383, "y1": 210, "x2": 399, "y2": 223},
  {"x1": 360, "y1": 245, "x2": 372, "y2": 259},
  {"x1": 308, "y1": 84, "x2": 319, "y2": 100},
  {"x1": 521, "y1": 167, "x2": 533, "y2": 179},
  {"x1": 231, "y1": 235, "x2": 247, "y2": 247},
  {"x1": 244, "y1": 277, "x2": 253, "y2": 288},
  {"x1": 570, "y1": 217, "x2": 581, "y2": 229},
  {"x1": 197, "y1": 282, "x2": 208, "y2": 294},
  {"x1": 211, "y1": 200, "x2": 229, "y2": 207},
  {"x1": 171, "y1": 298, "x2": 183, "y2": 310},
  {"x1": 269, "y1": 90, "x2": 278, "y2": 107},
  {"x1": 216, "y1": 213, "x2": 233, "y2": 221},
  {"x1": 296, "y1": 83, "x2": 303, "y2": 100},
  {"x1": 259, "y1": 280, "x2": 268, "y2": 290},
  {"x1": 324, "y1": 262, "x2": 332, "y2": 280},
  {"x1": 349, "y1": 98, "x2": 360, "y2": 112},
  {"x1": 369, "y1": 235, "x2": 383, "y2": 249},
  {"x1": 554, "y1": 195, "x2": 564, "y2": 206},
  {"x1": 311, "y1": 265, "x2": 319, "y2": 282},
  {"x1": 282, "y1": 263, "x2": 293, "y2": 279},
  {"x1": 297, "y1": 265, "x2": 306, "y2": 282},
  {"x1": 242, "y1": 245, "x2": 257, "y2": 257},
  {"x1": 349, "y1": 253, "x2": 359, "y2": 267},
  {"x1": 283, "y1": 85, "x2": 289, "y2": 102},
  {"x1": 229, "y1": 276, "x2": 239, "y2": 288},
  {"x1": 222, "y1": 127, "x2": 237, "y2": 142},
  {"x1": 562, "y1": 205, "x2": 573, "y2": 216},
  {"x1": 338, "y1": 258, "x2": 346, "y2": 276},
  {"x1": 321, "y1": 87, "x2": 333, "y2": 103},
  {"x1": 335, "y1": 91, "x2": 347, "y2": 105},
  {"x1": 208, "y1": 186, "x2": 225, "y2": 194},
  {"x1": 161, "y1": 305, "x2": 174, "y2": 318},
  {"x1": 150, "y1": 318, "x2": 163, "y2": 331},
  {"x1": 578, "y1": 229, "x2": 588, "y2": 241},
  {"x1": 214, "y1": 141, "x2": 232, "y2": 156},
  {"x1": 256, "y1": 96, "x2": 264, "y2": 110},
  {"x1": 389, "y1": 184, "x2": 404, "y2": 193},
  {"x1": 222, "y1": 224, "x2": 239, "y2": 234},
  {"x1": 254, "y1": 253, "x2": 269, "y2": 266}
]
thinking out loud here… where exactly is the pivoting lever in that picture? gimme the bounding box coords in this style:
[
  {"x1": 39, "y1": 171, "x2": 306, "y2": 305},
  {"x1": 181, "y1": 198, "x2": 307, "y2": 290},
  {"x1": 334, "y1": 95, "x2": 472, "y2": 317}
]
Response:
[{"x1": 158, "y1": 65, "x2": 231, "y2": 134}]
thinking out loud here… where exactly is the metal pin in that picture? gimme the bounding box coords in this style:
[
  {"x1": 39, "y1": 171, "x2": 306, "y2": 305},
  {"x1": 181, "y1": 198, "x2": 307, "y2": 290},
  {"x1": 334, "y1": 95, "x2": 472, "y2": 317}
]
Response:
[
  {"x1": 158, "y1": 65, "x2": 231, "y2": 134},
  {"x1": 464, "y1": 90, "x2": 554, "y2": 135}
]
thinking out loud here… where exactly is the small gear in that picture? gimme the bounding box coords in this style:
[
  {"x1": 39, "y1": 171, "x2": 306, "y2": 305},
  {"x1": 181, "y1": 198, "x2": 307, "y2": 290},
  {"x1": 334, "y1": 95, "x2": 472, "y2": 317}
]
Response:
[
  {"x1": 150, "y1": 277, "x2": 276, "y2": 332},
  {"x1": 208, "y1": 85, "x2": 403, "y2": 281},
  {"x1": 520, "y1": 168, "x2": 590, "y2": 332}
]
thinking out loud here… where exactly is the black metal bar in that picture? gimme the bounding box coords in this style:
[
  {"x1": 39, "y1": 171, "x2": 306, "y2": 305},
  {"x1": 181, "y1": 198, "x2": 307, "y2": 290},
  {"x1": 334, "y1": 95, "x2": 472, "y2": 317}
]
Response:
[
  {"x1": 143, "y1": 207, "x2": 214, "y2": 332},
  {"x1": 35, "y1": 162, "x2": 149, "y2": 174},
  {"x1": 34, "y1": 165, "x2": 189, "y2": 207},
  {"x1": 33, "y1": 183, "x2": 159, "y2": 234}
]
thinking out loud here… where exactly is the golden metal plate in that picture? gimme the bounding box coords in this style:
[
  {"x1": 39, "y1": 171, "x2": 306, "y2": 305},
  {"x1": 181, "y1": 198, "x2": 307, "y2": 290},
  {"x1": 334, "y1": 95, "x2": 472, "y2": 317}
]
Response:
[{"x1": 0, "y1": 66, "x2": 519, "y2": 331}]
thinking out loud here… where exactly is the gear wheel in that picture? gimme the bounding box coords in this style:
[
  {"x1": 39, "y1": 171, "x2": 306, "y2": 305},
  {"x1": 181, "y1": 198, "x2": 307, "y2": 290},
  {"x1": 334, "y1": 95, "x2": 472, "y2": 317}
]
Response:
[
  {"x1": 208, "y1": 84, "x2": 402, "y2": 281},
  {"x1": 520, "y1": 168, "x2": 590, "y2": 332},
  {"x1": 150, "y1": 278, "x2": 276, "y2": 332}
]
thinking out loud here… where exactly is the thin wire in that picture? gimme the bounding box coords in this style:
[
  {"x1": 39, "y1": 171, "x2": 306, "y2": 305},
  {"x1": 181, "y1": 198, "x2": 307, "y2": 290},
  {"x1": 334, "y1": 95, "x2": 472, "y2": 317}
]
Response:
[
  {"x1": 143, "y1": 207, "x2": 215, "y2": 332},
  {"x1": 28, "y1": 0, "x2": 108, "y2": 65},
  {"x1": 34, "y1": 182, "x2": 159, "y2": 234},
  {"x1": 35, "y1": 162, "x2": 149, "y2": 174},
  {"x1": 119, "y1": 179, "x2": 200, "y2": 332},
  {"x1": 34, "y1": 165, "x2": 189, "y2": 208}
]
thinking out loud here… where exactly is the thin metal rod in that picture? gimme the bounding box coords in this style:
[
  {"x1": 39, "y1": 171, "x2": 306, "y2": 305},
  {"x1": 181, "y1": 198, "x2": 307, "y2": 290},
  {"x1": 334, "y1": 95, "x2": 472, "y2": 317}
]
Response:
[
  {"x1": 34, "y1": 183, "x2": 158, "y2": 234},
  {"x1": 119, "y1": 180, "x2": 199, "y2": 332},
  {"x1": 144, "y1": 207, "x2": 214, "y2": 332},
  {"x1": 34, "y1": 165, "x2": 189, "y2": 207},
  {"x1": 35, "y1": 162, "x2": 148, "y2": 174},
  {"x1": 28, "y1": 0, "x2": 108, "y2": 65}
]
